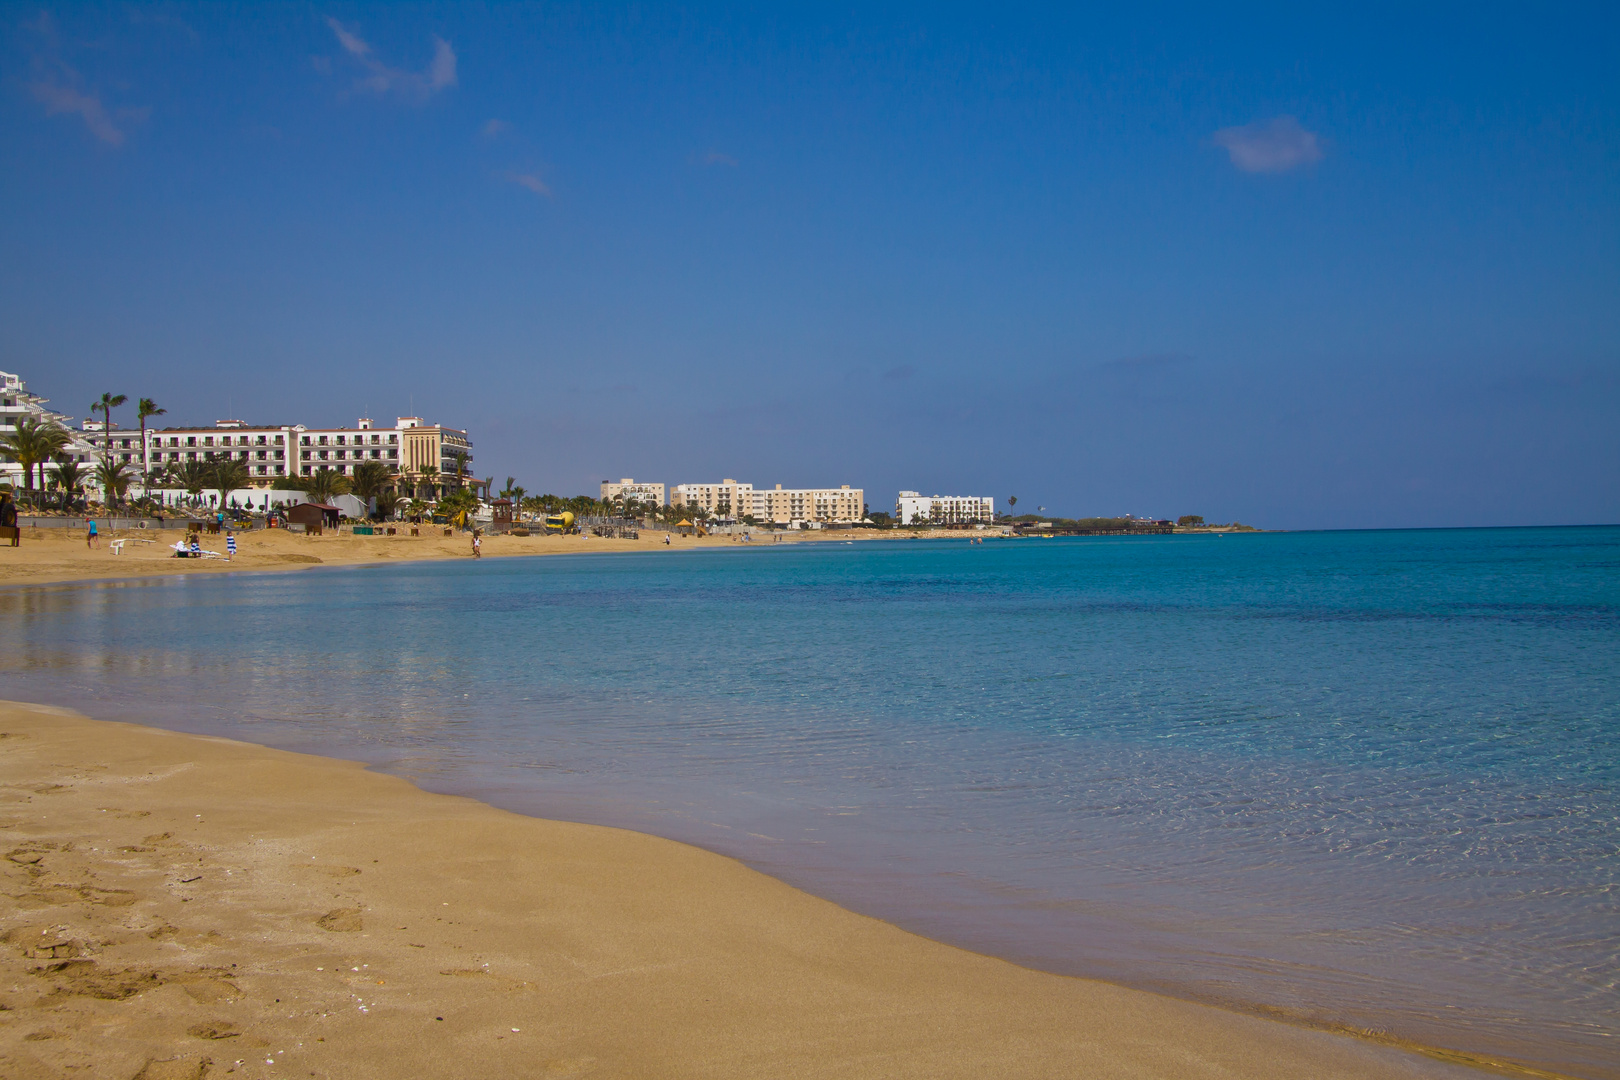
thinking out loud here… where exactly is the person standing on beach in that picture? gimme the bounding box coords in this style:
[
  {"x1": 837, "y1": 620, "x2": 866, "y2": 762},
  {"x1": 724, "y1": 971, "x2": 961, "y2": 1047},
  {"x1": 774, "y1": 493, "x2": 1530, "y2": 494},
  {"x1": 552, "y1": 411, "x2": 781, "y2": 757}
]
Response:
[
  {"x1": 87, "y1": 518, "x2": 99, "y2": 549},
  {"x1": 0, "y1": 492, "x2": 17, "y2": 547},
  {"x1": 472, "y1": 530, "x2": 482, "y2": 559}
]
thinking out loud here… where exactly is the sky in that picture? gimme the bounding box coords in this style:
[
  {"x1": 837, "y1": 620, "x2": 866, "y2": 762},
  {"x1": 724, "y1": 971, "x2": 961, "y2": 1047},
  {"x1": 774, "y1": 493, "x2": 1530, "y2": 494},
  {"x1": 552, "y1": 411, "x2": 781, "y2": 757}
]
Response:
[{"x1": 2, "y1": 2, "x2": 1616, "y2": 529}]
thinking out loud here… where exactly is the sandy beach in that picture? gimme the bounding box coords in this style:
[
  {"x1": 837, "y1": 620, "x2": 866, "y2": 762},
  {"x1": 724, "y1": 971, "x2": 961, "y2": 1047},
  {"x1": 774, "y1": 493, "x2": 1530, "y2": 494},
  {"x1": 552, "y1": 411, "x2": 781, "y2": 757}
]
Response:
[
  {"x1": 0, "y1": 701, "x2": 1524, "y2": 1080},
  {"x1": 0, "y1": 522, "x2": 857, "y2": 590}
]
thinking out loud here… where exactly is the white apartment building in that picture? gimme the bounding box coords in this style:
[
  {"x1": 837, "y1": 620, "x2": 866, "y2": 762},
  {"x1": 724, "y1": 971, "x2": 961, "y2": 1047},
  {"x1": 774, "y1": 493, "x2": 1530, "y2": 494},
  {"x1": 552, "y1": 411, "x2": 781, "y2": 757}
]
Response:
[
  {"x1": 600, "y1": 478, "x2": 667, "y2": 506},
  {"x1": 0, "y1": 371, "x2": 98, "y2": 492},
  {"x1": 896, "y1": 491, "x2": 995, "y2": 525},
  {"x1": 141, "y1": 416, "x2": 472, "y2": 486},
  {"x1": 671, "y1": 479, "x2": 865, "y2": 525}
]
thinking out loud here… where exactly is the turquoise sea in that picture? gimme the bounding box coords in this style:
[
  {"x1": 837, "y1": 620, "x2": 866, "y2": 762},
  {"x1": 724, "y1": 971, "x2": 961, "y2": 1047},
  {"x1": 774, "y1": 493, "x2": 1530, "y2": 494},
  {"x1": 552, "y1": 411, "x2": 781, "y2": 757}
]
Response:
[{"x1": 5, "y1": 527, "x2": 1617, "y2": 1077}]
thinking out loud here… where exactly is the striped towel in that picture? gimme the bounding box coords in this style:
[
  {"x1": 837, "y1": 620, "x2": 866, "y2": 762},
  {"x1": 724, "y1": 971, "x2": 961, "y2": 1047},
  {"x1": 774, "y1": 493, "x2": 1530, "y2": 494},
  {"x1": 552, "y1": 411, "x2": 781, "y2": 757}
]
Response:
[{"x1": 226, "y1": 534, "x2": 237, "y2": 558}]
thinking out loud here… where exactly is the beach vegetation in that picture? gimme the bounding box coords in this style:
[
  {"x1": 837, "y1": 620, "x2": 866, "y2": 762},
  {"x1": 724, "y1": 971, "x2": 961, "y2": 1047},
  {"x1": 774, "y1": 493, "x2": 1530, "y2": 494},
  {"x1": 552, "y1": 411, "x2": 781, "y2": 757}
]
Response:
[
  {"x1": 94, "y1": 457, "x2": 134, "y2": 509},
  {"x1": 136, "y1": 399, "x2": 166, "y2": 480},
  {"x1": 271, "y1": 476, "x2": 308, "y2": 491},
  {"x1": 349, "y1": 460, "x2": 397, "y2": 516},
  {"x1": 0, "y1": 416, "x2": 72, "y2": 504},
  {"x1": 92, "y1": 392, "x2": 128, "y2": 462},
  {"x1": 207, "y1": 458, "x2": 252, "y2": 509},
  {"x1": 167, "y1": 460, "x2": 213, "y2": 504},
  {"x1": 305, "y1": 467, "x2": 350, "y2": 505},
  {"x1": 48, "y1": 454, "x2": 85, "y2": 511},
  {"x1": 1177, "y1": 515, "x2": 1205, "y2": 526}
]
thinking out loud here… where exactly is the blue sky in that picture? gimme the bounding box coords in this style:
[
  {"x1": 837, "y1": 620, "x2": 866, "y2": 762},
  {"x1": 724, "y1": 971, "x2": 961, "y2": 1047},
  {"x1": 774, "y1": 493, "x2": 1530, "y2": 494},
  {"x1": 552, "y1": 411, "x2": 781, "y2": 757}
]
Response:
[{"x1": 3, "y1": 3, "x2": 1615, "y2": 528}]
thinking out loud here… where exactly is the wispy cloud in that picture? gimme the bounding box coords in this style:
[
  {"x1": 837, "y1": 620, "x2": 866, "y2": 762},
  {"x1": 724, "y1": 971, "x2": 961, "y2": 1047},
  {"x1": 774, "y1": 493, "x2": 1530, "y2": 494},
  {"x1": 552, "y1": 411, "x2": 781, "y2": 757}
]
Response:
[
  {"x1": 25, "y1": 14, "x2": 145, "y2": 146},
  {"x1": 689, "y1": 149, "x2": 738, "y2": 167},
  {"x1": 503, "y1": 171, "x2": 551, "y2": 197},
  {"x1": 31, "y1": 79, "x2": 129, "y2": 145},
  {"x1": 481, "y1": 118, "x2": 510, "y2": 138},
  {"x1": 1211, "y1": 116, "x2": 1323, "y2": 173},
  {"x1": 324, "y1": 18, "x2": 456, "y2": 101},
  {"x1": 883, "y1": 364, "x2": 915, "y2": 381}
]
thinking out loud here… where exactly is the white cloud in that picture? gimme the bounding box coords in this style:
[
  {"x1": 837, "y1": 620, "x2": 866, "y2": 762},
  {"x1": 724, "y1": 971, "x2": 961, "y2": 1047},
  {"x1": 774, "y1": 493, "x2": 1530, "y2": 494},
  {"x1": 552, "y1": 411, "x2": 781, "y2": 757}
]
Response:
[
  {"x1": 1211, "y1": 116, "x2": 1324, "y2": 174},
  {"x1": 31, "y1": 79, "x2": 127, "y2": 145},
  {"x1": 503, "y1": 171, "x2": 551, "y2": 197},
  {"x1": 325, "y1": 18, "x2": 457, "y2": 101},
  {"x1": 702, "y1": 150, "x2": 738, "y2": 167}
]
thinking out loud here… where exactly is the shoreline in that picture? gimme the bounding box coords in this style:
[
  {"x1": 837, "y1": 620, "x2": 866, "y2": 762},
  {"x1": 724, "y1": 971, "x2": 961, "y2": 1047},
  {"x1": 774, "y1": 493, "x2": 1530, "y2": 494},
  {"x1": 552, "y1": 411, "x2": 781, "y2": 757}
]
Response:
[
  {"x1": 0, "y1": 701, "x2": 1558, "y2": 1079},
  {"x1": 0, "y1": 522, "x2": 858, "y2": 591},
  {"x1": 0, "y1": 522, "x2": 1267, "y2": 592}
]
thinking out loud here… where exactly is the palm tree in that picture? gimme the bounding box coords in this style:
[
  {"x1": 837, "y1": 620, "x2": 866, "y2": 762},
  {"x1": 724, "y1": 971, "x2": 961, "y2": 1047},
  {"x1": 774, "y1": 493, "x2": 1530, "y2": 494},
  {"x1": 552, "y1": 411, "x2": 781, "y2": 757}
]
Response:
[
  {"x1": 94, "y1": 458, "x2": 133, "y2": 509},
  {"x1": 305, "y1": 467, "x2": 350, "y2": 505},
  {"x1": 168, "y1": 460, "x2": 212, "y2": 508},
  {"x1": 413, "y1": 465, "x2": 439, "y2": 501},
  {"x1": 137, "y1": 398, "x2": 165, "y2": 482},
  {"x1": 446, "y1": 450, "x2": 469, "y2": 490},
  {"x1": 374, "y1": 487, "x2": 401, "y2": 521},
  {"x1": 208, "y1": 458, "x2": 252, "y2": 511},
  {"x1": 0, "y1": 416, "x2": 71, "y2": 502},
  {"x1": 49, "y1": 454, "x2": 84, "y2": 511},
  {"x1": 93, "y1": 392, "x2": 128, "y2": 463},
  {"x1": 349, "y1": 460, "x2": 395, "y2": 517}
]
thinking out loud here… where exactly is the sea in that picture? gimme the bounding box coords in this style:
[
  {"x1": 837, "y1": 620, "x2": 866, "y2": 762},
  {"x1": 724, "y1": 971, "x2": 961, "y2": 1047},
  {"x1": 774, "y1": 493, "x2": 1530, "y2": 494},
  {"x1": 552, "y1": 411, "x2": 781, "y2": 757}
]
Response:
[{"x1": 4, "y1": 527, "x2": 1616, "y2": 1078}]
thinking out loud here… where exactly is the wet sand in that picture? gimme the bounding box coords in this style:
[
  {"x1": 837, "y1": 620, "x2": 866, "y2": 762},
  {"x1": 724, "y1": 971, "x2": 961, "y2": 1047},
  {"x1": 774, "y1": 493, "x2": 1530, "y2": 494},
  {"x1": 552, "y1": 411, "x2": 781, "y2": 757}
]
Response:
[{"x1": 0, "y1": 701, "x2": 1511, "y2": 1080}]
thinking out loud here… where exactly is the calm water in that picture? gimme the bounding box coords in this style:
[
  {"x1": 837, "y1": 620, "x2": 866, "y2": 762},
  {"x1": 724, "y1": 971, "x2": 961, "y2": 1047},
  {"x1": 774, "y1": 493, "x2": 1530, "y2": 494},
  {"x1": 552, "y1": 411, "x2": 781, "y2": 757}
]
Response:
[{"x1": 4, "y1": 528, "x2": 1617, "y2": 1077}]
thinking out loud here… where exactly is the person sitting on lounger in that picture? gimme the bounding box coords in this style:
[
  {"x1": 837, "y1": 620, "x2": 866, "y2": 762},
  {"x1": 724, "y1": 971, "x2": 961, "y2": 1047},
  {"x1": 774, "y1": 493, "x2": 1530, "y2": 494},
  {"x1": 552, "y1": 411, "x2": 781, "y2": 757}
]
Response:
[
  {"x1": 189, "y1": 537, "x2": 202, "y2": 557},
  {"x1": 172, "y1": 540, "x2": 189, "y2": 557}
]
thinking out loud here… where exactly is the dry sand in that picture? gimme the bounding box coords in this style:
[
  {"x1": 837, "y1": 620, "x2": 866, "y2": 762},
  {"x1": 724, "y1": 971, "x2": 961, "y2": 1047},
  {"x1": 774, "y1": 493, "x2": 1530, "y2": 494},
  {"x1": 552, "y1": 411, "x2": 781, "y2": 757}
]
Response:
[
  {"x1": 0, "y1": 702, "x2": 1515, "y2": 1080},
  {"x1": 0, "y1": 522, "x2": 846, "y2": 590}
]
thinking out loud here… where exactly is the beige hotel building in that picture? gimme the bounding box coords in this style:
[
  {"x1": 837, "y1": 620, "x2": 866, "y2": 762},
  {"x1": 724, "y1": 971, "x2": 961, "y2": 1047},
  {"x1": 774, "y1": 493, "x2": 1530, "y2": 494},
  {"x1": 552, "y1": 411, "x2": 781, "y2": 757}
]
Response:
[{"x1": 670, "y1": 479, "x2": 865, "y2": 525}]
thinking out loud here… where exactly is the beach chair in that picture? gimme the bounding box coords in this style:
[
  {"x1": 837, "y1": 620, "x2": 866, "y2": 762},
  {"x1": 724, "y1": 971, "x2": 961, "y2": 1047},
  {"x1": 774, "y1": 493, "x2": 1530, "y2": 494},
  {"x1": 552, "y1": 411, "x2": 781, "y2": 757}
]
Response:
[{"x1": 109, "y1": 539, "x2": 127, "y2": 555}]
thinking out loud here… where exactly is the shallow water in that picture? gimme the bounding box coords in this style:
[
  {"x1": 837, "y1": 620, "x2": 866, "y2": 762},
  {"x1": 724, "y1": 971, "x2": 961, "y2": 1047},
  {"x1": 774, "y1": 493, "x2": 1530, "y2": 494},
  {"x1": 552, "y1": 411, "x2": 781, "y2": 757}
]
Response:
[{"x1": 5, "y1": 528, "x2": 1617, "y2": 1077}]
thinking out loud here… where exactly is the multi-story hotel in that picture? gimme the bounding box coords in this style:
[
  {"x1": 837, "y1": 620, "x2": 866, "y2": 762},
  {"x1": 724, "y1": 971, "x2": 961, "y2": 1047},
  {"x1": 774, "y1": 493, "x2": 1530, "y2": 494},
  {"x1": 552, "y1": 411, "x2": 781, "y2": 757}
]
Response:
[
  {"x1": 141, "y1": 416, "x2": 473, "y2": 487},
  {"x1": 669, "y1": 479, "x2": 754, "y2": 519},
  {"x1": 600, "y1": 478, "x2": 667, "y2": 506},
  {"x1": 0, "y1": 371, "x2": 98, "y2": 491},
  {"x1": 896, "y1": 491, "x2": 995, "y2": 525},
  {"x1": 754, "y1": 484, "x2": 864, "y2": 525},
  {"x1": 670, "y1": 479, "x2": 865, "y2": 525}
]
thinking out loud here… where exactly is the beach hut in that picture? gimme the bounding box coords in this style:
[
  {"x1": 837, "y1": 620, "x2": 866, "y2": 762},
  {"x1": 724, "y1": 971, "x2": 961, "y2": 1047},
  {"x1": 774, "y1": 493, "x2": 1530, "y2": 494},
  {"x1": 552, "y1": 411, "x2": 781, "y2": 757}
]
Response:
[
  {"x1": 491, "y1": 498, "x2": 514, "y2": 534},
  {"x1": 286, "y1": 502, "x2": 341, "y2": 535},
  {"x1": 675, "y1": 518, "x2": 707, "y2": 537}
]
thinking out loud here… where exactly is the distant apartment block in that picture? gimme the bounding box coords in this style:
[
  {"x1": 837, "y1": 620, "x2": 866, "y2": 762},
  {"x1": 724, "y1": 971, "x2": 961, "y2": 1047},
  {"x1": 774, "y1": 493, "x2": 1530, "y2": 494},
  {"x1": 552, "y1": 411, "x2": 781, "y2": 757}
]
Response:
[
  {"x1": 600, "y1": 478, "x2": 667, "y2": 506},
  {"x1": 896, "y1": 491, "x2": 995, "y2": 525},
  {"x1": 671, "y1": 479, "x2": 864, "y2": 525},
  {"x1": 755, "y1": 484, "x2": 863, "y2": 525},
  {"x1": 140, "y1": 416, "x2": 472, "y2": 486},
  {"x1": 669, "y1": 479, "x2": 753, "y2": 519}
]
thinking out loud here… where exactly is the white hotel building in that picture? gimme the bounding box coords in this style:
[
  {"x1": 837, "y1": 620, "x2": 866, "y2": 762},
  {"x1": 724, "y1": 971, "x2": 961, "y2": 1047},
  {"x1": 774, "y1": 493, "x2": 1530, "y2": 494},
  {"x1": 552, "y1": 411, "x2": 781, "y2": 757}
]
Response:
[
  {"x1": 896, "y1": 491, "x2": 995, "y2": 525},
  {"x1": 0, "y1": 371, "x2": 98, "y2": 491},
  {"x1": 139, "y1": 416, "x2": 472, "y2": 486},
  {"x1": 670, "y1": 479, "x2": 865, "y2": 525}
]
